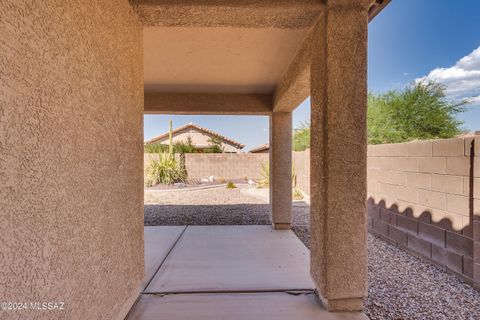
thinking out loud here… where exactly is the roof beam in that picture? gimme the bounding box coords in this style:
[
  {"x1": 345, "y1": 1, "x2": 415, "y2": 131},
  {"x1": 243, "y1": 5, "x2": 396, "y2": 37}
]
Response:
[
  {"x1": 273, "y1": 21, "x2": 318, "y2": 112},
  {"x1": 144, "y1": 92, "x2": 273, "y2": 115},
  {"x1": 129, "y1": 0, "x2": 323, "y2": 28},
  {"x1": 273, "y1": 0, "x2": 390, "y2": 112}
]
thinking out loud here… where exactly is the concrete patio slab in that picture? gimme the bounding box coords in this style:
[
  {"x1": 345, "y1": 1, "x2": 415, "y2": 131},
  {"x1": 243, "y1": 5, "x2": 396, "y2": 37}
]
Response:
[
  {"x1": 127, "y1": 293, "x2": 367, "y2": 320},
  {"x1": 143, "y1": 226, "x2": 186, "y2": 288},
  {"x1": 145, "y1": 225, "x2": 314, "y2": 293}
]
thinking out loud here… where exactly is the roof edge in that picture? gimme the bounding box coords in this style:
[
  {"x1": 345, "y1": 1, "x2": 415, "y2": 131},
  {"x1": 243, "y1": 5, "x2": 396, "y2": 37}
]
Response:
[
  {"x1": 368, "y1": 0, "x2": 390, "y2": 22},
  {"x1": 144, "y1": 122, "x2": 245, "y2": 149}
]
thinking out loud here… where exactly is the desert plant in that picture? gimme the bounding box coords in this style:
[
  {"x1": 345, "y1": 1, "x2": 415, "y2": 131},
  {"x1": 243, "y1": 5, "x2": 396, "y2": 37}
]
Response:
[
  {"x1": 168, "y1": 120, "x2": 174, "y2": 154},
  {"x1": 144, "y1": 175, "x2": 156, "y2": 188},
  {"x1": 257, "y1": 162, "x2": 270, "y2": 188},
  {"x1": 292, "y1": 188, "x2": 304, "y2": 200},
  {"x1": 226, "y1": 181, "x2": 237, "y2": 189},
  {"x1": 204, "y1": 136, "x2": 224, "y2": 153},
  {"x1": 257, "y1": 162, "x2": 296, "y2": 189},
  {"x1": 145, "y1": 152, "x2": 186, "y2": 186},
  {"x1": 292, "y1": 158, "x2": 297, "y2": 188},
  {"x1": 144, "y1": 143, "x2": 168, "y2": 153},
  {"x1": 174, "y1": 136, "x2": 196, "y2": 154}
]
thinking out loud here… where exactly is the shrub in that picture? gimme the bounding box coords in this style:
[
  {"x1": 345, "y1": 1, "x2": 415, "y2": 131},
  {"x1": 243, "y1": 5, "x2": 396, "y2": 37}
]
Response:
[
  {"x1": 174, "y1": 136, "x2": 197, "y2": 154},
  {"x1": 145, "y1": 152, "x2": 186, "y2": 186},
  {"x1": 226, "y1": 181, "x2": 237, "y2": 189},
  {"x1": 292, "y1": 188, "x2": 304, "y2": 200},
  {"x1": 204, "y1": 136, "x2": 224, "y2": 153},
  {"x1": 144, "y1": 143, "x2": 168, "y2": 153},
  {"x1": 257, "y1": 162, "x2": 270, "y2": 188},
  {"x1": 256, "y1": 162, "x2": 296, "y2": 189}
]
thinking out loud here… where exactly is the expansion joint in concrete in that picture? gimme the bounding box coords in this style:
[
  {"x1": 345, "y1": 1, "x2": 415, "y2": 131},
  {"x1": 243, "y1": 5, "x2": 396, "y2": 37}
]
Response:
[
  {"x1": 143, "y1": 289, "x2": 315, "y2": 296},
  {"x1": 142, "y1": 225, "x2": 188, "y2": 293}
]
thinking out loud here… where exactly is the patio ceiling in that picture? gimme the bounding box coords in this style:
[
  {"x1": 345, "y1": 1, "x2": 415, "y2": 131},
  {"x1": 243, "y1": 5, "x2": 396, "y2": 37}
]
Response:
[
  {"x1": 143, "y1": 27, "x2": 307, "y2": 95},
  {"x1": 130, "y1": 0, "x2": 390, "y2": 115}
]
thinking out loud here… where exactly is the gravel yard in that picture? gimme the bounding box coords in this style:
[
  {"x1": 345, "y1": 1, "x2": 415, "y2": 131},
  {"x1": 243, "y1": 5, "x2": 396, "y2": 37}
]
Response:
[{"x1": 144, "y1": 185, "x2": 480, "y2": 320}]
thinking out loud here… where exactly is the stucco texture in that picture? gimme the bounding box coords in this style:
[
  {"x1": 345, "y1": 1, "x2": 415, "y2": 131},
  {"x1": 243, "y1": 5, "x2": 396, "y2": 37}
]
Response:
[
  {"x1": 309, "y1": 4, "x2": 369, "y2": 311},
  {"x1": 0, "y1": 1, "x2": 144, "y2": 319},
  {"x1": 130, "y1": 0, "x2": 323, "y2": 28}
]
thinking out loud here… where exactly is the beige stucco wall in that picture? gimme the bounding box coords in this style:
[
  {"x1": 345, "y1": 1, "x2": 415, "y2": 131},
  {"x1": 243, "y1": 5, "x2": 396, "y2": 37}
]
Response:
[
  {"x1": 0, "y1": 1, "x2": 144, "y2": 319},
  {"x1": 152, "y1": 128, "x2": 242, "y2": 153}
]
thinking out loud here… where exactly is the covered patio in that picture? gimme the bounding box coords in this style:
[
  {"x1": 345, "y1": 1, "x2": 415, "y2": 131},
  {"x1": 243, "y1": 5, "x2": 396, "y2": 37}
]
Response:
[
  {"x1": 128, "y1": 226, "x2": 364, "y2": 319},
  {"x1": 1, "y1": 0, "x2": 389, "y2": 319},
  {"x1": 135, "y1": 0, "x2": 390, "y2": 314}
]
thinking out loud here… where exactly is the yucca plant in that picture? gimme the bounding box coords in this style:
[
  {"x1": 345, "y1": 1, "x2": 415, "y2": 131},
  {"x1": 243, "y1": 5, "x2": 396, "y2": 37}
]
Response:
[
  {"x1": 144, "y1": 119, "x2": 188, "y2": 186},
  {"x1": 257, "y1": 162, "x2": 270, "y2": 188},
  {"x1": 145, "y1": 152, "x2": 186, "y2": 186},
  {"x1": 256, "y1": 162, "x2": 297, "y2": 189}
]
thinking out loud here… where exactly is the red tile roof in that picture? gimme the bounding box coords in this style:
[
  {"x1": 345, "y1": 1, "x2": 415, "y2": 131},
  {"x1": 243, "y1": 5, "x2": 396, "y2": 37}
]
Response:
[
  {"x1": 144, "y1": 122, "x2": 245, "y2": 149},
  {"x1": 249, "y1": 143, "x2": 269, "y2": 153}
]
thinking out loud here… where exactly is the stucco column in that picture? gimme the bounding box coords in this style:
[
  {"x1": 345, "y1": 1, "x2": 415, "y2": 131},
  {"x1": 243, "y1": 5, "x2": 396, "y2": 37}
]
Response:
[
  {"x1": 309, "y1": 1, "x2": 370, "y2": 312},
  {"x1": 269, "y1": 112, "x2": 293, "y2": 229}
]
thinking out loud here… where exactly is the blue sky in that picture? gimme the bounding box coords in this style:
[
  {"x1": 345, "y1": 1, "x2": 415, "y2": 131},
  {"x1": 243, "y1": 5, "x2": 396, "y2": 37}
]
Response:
[{"x1": 144, "y1": 0, "x2": 480, "y2": 151}]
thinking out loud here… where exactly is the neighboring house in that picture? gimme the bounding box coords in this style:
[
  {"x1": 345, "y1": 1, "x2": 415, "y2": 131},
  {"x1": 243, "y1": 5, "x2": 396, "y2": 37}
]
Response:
[
  {"x1": 144, "y1": 122, "x2": 245, "y2": 153},
  {"x1": 249, "y1": 144, "x2": 269, "y2": 153}
]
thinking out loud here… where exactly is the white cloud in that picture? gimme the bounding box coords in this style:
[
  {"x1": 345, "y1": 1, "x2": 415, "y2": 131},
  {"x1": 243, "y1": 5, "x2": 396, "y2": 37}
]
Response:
[{"x1": 416, "y1": 46, "x2": 480, "y2": 104}]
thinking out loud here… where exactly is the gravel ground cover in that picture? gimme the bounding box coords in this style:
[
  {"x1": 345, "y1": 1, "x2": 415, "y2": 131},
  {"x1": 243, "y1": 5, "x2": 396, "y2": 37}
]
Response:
[
  {"x1": 145, "y1": 179, "x2": 247, "y2": 191},
  {"x1": 144, "y1": 185, "x2": 480, "y2": 320},
  {"x1": 144, "y1": 186, "x2": 271, "y2": 225}
]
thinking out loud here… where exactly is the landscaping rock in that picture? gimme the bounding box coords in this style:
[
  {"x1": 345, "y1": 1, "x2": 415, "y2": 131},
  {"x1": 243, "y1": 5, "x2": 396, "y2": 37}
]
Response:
[{"x1": 144, "y1": 186, "x2": 480, "y2": 320}]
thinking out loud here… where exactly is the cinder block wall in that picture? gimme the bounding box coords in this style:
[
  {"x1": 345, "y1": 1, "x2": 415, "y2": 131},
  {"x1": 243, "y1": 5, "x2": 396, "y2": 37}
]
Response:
[
  {"x1": 0, "y1": 1, "x2": 144, "y2": 319},
  {"x1": 474, "y1": 139, "x2": 480, "y2": 285},
  {"x1": 293, "y1": 149, "x2": 311, "y2": 193},
  {"x1": 367, "y1": 137, "x2": 479, "y2": 286},
  {"x1": 184, "y1": 153, "x2": 269, "y2": 180},
  {"x1": 145, "y1": 151, "x2": 314, "y2": 183},
  {"x1": 145, "y1": 153, "x2": 269, "y2": 180}
]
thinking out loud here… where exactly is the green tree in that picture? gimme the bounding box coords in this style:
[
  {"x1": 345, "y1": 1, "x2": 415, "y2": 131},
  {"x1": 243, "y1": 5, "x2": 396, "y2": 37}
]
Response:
[
  {"x1": 368, "y1": 81, "x2": 466, "y2": 144},
  {"x1": 291, "y1": 81, "x2": 467, "y2": 148},
  {"x1": 293, "y1": 121, "x2": 310, "y2": 151},
  {"x1": 174, "y1": 136, "x2": 196, "y2": 154},
  {"x1": 204, "y1": 136, "x2": 224, "y2": 153}
]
